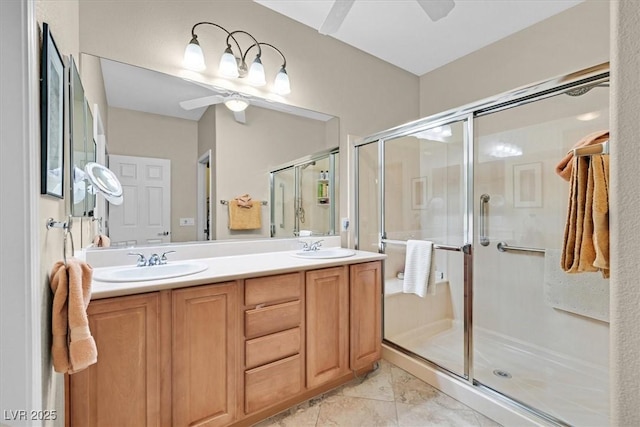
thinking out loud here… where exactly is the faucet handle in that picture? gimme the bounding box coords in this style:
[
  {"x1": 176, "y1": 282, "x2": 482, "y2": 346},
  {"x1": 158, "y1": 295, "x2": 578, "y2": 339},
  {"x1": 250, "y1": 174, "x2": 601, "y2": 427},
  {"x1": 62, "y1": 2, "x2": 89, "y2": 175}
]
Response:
[
  {"x1": 128, "y1": 252, "x2": 147, "y2": 267},
  {"x1": 311, "y1": 240, "x2": 323, "y2": 251},
  {"x1": 160, "y1": 250, "x2": 176, "y2": 264}
]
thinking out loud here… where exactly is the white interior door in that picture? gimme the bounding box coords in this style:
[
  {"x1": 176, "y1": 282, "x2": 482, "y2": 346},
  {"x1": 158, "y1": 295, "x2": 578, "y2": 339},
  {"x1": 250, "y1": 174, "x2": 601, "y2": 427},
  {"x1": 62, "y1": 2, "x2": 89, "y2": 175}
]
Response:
[{"x1": 108, "y1": 154, "x2": 171, "y2": 246}]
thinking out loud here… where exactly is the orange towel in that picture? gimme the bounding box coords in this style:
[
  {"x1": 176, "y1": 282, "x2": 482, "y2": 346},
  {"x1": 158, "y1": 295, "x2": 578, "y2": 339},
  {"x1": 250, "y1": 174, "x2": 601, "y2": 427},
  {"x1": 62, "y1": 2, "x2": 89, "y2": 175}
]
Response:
[
  {"x1": 561, "y1": 154, "x2": 610, "y2": 278},
  {"x1": 591, "y1": 155, "x2": 610, "y2": 278},
  {"x1": 50, "y1": 258, "x2": 97, "y2": 374},
  {"x1": 555, "y1": 130, "x2": 609, "y2": 181},
  {"x1": 228, "y1": 200, "x2": 262, "y2": 230}
]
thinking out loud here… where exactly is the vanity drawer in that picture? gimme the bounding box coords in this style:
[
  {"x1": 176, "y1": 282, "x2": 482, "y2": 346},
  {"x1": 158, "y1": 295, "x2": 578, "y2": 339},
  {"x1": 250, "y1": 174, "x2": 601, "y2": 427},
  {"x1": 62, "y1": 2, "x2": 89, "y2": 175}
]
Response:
[
  {"x1": 245, "y1": 300, "x2": 301, "y2": 339},
  {"x1": 245, "y1": 272, "x2": 301, "y2": 306},
  {"x1": 245, "y1": 327, "x2": 301, "y2": 370},
  {"x1": 245, "y1": 354, "x2": 302, "y2": 414}
]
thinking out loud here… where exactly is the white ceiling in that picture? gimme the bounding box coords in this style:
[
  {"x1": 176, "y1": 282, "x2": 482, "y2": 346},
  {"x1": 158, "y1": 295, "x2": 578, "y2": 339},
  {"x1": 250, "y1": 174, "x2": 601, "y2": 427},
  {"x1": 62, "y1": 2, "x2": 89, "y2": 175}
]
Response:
[{"x1": 255, "y1": 0, "x2": 584, "y2": 76}]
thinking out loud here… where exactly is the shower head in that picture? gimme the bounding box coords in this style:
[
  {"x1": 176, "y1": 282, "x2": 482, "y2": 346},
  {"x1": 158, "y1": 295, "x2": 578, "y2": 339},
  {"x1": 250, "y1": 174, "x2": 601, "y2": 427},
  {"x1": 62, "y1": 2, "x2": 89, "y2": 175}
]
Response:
[
  {"x1": 565, "y1": 82, "x2": 609, "y2": 97},
  {"x1": 300, "y1": 161, "x2": 316, "y2": 170}
]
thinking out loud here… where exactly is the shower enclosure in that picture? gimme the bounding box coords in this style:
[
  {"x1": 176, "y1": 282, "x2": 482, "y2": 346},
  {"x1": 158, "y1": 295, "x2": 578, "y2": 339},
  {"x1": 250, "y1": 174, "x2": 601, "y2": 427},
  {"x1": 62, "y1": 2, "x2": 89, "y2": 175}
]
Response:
[
  {"x1": 355, "y1": 64, "x2": 609, "y2": 426},
  {"x1": 270, "y1": 148, "x2": 339, "y2": 237}
]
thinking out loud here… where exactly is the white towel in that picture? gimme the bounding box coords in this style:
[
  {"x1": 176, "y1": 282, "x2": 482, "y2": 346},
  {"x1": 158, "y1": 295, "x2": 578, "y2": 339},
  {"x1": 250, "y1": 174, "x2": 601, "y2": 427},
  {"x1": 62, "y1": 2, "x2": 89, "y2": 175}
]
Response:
[{"x1": 403, "y1": 240, "x2": 435, "y2": 298}]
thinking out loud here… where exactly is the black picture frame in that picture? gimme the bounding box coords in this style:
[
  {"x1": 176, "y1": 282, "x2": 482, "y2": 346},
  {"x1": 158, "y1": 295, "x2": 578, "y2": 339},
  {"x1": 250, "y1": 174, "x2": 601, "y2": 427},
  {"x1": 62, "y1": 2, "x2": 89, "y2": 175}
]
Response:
[{"x1": 40, "y1": 22, "x2": 65, "y2": 198}]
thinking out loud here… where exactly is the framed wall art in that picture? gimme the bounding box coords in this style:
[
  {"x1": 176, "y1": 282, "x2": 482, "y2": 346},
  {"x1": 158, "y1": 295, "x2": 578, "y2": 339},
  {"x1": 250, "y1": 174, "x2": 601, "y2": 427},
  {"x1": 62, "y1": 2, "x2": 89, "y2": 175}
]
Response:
[{"x1": 40, "y1": 22, "x2": 65, "y2": 198}]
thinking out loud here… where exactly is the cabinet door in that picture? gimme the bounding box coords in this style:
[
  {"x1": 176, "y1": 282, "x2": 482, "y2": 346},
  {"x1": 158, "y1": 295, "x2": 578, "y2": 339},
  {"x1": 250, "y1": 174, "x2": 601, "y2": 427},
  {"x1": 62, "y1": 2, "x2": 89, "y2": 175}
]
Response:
[
  {"x1": 68, "y1": 292, "x2": 162, "y2": 427},
  {"x1": 350, "y1": 261, "x2": 382, "y2": 370},
  {"x1": 305, "y1": 266, "x2": 349, "y2": 388},
  {"x1": 172, "y1": 282, "x2": 237, "y2": 427}
]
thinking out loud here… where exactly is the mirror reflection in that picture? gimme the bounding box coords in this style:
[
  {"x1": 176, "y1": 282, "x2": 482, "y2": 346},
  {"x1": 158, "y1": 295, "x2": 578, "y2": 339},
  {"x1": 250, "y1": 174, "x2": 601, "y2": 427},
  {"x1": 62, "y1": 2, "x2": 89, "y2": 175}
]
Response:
[
  {"x1": 79, "y1": 54, "x2": 340, "y2": 248},
  {"x1": 70, "y1": 56, "x2": 96, "y2": 217}
]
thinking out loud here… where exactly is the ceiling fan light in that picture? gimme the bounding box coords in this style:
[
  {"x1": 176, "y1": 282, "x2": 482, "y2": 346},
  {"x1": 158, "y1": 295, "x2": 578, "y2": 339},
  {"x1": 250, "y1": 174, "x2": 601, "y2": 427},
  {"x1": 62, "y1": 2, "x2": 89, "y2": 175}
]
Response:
[
  {"x1": 183, "y1": 37, "x2": 206, "y2": 71},
  {"x1": 274, "y1": 67, "x2": 291, "y2": 95},
  {"x1": 219, "y1": 47, "x2": 239, "y2": 78},
  {"x1": 224, "y1": 96, "x2": 250, "y2": 112},
  {"x1": 247, "y1": 56, "x2": 266, "y2": 86}
]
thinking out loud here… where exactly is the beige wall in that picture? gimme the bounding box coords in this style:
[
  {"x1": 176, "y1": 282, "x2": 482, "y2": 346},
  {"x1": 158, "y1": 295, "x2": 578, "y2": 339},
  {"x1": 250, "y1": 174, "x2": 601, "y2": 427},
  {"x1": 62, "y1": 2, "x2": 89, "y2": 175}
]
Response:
[
  {"x1": 35, "y1": 1, "x2": 80, "y2": 425},
  {"x1": 610, "y1": 1, "x2": 640, "y2": 424},
  {"x1": 419, "y1": 1, "x2": 609, "y2": 117},
  {"x1": 107, "y1": 107, "x2": 199, "y2": 242},
  {"x1": 215, "y1": 106, "x2": 328, "y2": 239}
]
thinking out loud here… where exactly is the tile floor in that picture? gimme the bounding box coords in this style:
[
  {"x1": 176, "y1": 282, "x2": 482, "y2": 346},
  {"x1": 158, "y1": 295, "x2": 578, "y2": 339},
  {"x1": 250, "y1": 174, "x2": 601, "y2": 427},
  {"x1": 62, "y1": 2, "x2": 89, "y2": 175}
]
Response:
[{"x1": 254, "y1": 360, "x2": 502, "y2": 427}]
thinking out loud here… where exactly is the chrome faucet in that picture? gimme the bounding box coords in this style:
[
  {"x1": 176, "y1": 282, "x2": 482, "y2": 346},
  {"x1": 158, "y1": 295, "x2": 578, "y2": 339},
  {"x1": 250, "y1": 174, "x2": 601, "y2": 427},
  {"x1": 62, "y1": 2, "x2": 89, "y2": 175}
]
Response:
[
  {"x1": 147, "y1": 254, "x2": 162, "y2": 266},
  {"x1": 129, "y1": 250, "x2": 177, "y2": 267},
  {"x1": 128, "y1": 252, "x2": 147, "y2": 267},
  {"x1": 300, "y1": 240, "x2": 323, "y2": 251}
]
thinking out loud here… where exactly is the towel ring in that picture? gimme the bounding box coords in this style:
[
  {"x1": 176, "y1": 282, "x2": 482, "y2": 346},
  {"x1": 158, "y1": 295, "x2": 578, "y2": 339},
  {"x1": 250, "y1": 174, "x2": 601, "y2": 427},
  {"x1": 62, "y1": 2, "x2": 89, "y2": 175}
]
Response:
[
  {"x1": 47, "y1": 215, "x2": 74, "y2": 266},
  {"x1": 63, "y1": 227, "x2": 75, "y2": 266}
]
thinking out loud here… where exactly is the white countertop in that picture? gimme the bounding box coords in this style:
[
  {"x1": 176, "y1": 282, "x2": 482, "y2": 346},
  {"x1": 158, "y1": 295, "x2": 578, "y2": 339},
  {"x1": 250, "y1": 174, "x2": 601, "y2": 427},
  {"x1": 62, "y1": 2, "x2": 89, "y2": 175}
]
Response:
[{"x1": 91, "y1": 249, "x2": 386, "y2": 299}]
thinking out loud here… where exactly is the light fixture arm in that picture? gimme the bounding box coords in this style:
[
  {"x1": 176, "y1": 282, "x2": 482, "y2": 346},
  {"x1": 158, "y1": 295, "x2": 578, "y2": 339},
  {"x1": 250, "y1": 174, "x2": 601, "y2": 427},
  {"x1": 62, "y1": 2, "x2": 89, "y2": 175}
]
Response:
[
  {"x1": 227, "y1": 30, "x2": 263, "y2": 63},
  {"x1": 245, "y1": 42, "x2": 287, "y2": 68},
  {"x1": 190, "y1": 21, "x2": 242, "y2": 55}
]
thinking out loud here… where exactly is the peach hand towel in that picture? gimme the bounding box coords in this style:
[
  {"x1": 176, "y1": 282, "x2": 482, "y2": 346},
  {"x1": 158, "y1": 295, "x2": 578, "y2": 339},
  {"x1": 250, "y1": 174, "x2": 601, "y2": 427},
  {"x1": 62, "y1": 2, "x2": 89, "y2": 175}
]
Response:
[
  {"x1": 93, "y1": 234, "x2": 110, "y2": 248},
  {"x1": 555, "y1": 130, "x2": 609, "y2": 181},
  {"x1": 234, "y1": 193, "x2": 253, "y2": 208},
  {"x1": 50, "y1": 258, "x2": 97, "y2": 374},
  {"x1": 562, "y1": 156, "x2": 589, "y2": 272}
]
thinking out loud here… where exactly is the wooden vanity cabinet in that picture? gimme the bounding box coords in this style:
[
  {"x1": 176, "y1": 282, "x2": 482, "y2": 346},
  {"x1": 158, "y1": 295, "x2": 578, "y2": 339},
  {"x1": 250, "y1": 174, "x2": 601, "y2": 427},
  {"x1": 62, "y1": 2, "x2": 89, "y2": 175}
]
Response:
[
  {"x1": 242, "y1": 272, "x2": 304, "y2": 415},
  {"x1": 305, "y1": 266, "x2": 350, "y2": 388},
  {"x1": 67, "y1": 292, "x2": 165, "y2": 427},
  {"x1": 350, "y1": 261, "x2": 382, "y2": 370},
  {"x1": 67, "y1": 260, "x2": 382, "y2": 427},
  {"x1": 173, "y1": 282, "x2": 238, "y2": 427}
]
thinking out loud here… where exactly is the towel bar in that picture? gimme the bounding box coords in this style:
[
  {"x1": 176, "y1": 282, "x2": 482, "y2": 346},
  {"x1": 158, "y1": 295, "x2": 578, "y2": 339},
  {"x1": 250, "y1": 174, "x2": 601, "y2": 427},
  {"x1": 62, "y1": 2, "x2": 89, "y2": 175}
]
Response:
[
  {"x1": 572, "y1": 140, "x2": 609, "y2": 157},
  {"x1": 220, "y1": 200, "x2": 267, "y2": 205},
  {"x1": 380, "y1": 239, "x2": 468, "y2": 253},
  {"x1": 496, "y1": 241, "x2": 545, "y2": 254}
]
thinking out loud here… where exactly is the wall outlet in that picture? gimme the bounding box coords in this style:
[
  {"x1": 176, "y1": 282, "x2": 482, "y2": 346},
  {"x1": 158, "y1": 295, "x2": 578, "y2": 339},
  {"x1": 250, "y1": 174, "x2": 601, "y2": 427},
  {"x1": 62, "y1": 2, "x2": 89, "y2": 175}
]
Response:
[
  {"x1": 179, "y1": 217, "x2": 195, "y2": 226},
  {"x1": 341, "y1": 217, "x2": 349, "y2": 231}
]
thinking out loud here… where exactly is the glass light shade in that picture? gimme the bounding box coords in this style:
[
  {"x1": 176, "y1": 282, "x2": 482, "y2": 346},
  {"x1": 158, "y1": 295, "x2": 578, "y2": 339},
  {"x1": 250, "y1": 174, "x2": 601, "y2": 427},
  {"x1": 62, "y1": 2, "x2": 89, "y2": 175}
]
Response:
[
  {"x1": 247, "y1": 57, "x2": 266, "y2": 86},
  {"x1": 219, "y1": 47, "x2": 239, "y2": 78},
  {"x1": 183, "y1": 41, "x2": 206, "y2": 71},
  {"x1": 274, "y1": 67, "x2": 291, "y2": 95},
  {"x1": 224, "y1": 97, "x2": 250, "y2": 112}
]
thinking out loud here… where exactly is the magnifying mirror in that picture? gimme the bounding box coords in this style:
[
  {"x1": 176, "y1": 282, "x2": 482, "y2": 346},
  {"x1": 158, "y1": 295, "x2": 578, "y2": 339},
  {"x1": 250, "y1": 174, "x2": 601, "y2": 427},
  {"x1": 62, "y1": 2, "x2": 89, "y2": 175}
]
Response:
[{"x1": 84, "y1": 162, "x2": 123, "y2": 205}]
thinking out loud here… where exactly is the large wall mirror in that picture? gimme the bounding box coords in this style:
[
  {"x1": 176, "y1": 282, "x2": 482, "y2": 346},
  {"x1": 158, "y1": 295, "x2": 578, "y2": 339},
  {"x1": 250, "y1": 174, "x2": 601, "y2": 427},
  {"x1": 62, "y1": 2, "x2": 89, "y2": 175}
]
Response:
[
  {"x1": 79, "y1": 54, "x2": 340, "y2": 248},
  {"x1": 69, "y1": 56, "x2": 96, "y2": 217}
]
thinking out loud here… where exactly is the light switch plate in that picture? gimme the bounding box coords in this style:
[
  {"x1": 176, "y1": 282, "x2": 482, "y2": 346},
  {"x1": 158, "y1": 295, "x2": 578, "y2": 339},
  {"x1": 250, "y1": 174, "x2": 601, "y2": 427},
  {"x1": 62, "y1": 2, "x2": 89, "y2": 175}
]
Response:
[{"x1": 179, "y1": 217, "x2": 195, "y2": 226}]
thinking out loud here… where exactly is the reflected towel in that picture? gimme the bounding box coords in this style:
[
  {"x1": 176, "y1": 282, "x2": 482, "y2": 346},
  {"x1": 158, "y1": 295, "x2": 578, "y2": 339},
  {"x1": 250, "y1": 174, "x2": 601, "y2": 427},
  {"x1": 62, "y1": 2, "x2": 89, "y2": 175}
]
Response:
[
  {"x1": 555, "y1": 130, "x2": 609, "y2": 181},
  {"x1": 93, "y1": 234, "x2": 110, "y2": 248},
  {"x1": 50, "y1": 258, "x2": 97, "y2": 374},
  {"x1": 235, "y1": 193, "x2": 253, "y2": 208},
  {"x1": 402, "y1": 240, "x2": 435, "y2": 298},
  {"x1": 228, "y1": 200, "x2": 262, "y2": 230}
]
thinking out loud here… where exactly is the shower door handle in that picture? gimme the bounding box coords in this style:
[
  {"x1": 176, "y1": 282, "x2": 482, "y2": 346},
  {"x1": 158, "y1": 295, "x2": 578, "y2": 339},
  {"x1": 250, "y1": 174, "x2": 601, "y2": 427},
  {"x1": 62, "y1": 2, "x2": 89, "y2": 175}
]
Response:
[{"x1": 479, "y1": 194, "x2": 490, "y2": 246}]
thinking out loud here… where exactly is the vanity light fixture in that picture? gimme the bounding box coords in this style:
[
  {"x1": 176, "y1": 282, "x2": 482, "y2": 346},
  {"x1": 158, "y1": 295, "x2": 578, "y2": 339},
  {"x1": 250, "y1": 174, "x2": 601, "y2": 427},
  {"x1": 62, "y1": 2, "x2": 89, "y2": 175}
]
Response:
[{"x1": 184, "y1": 22, "x2": 291, "y2": 95}]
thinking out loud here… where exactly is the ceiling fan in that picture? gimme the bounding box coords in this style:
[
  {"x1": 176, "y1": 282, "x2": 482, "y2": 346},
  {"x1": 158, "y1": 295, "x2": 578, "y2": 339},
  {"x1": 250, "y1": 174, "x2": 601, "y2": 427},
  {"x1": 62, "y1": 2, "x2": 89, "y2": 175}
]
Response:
[
  {"x1": 179, "y1": 92, "x2": 250, "y2": 123},
  {"x1": 319, "y1": 0, "x2": 455, "y2": 35}
]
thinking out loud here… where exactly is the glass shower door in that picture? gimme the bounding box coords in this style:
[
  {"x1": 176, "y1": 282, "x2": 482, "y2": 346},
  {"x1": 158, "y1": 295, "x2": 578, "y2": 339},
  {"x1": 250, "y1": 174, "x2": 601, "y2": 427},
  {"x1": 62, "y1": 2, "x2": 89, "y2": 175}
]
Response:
[
  {"x1": 380, "y1": 120, "x2": 469, "y2": 378},
  {"x1": 472, "y1": 89, "x2": 610, "y2": 425},
  {"x1": 271, "y1": 166, "x2": 295, "y2": 237}
]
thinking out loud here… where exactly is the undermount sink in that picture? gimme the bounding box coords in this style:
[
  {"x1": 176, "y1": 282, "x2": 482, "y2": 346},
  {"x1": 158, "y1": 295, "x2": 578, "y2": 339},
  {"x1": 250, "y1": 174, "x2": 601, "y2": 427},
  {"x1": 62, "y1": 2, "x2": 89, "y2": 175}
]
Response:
[
  {"x1": 93, "y1": 262, "x2": 208, "y2": 282},
  {"x1": 291, "y1": 248, "x2": 356, "y2": 259}
]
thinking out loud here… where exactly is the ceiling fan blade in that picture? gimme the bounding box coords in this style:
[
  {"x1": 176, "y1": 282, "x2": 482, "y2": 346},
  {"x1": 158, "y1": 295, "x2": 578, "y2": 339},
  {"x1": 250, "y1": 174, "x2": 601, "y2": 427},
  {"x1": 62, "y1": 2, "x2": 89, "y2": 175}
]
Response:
[
  {"x1": 319, "y1": 0, "x2": 355, "y2": 35},
  {"x1": 233, "y1": 110, "x2": 246, "y2": 124},
  {"x1": 179, "y1": 95, "x2": 224, "y2": 110},
  {"x1": 416, "y1": 0, "x2": 455, "y2": 22}
]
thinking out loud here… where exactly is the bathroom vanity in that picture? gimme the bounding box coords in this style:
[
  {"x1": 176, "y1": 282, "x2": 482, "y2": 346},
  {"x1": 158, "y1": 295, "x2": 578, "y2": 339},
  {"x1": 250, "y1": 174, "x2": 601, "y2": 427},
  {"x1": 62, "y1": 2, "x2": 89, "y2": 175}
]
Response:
[{"x1": 66, "y1": 250, "x2": 384, "y2": 427}]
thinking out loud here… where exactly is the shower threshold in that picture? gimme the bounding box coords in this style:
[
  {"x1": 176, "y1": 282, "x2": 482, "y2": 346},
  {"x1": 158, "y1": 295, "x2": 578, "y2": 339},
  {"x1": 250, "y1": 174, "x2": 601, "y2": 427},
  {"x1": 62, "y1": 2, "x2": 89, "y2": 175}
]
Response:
[{"x1": 386, "y1": 322, "x2": 609, "y2": 426}]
